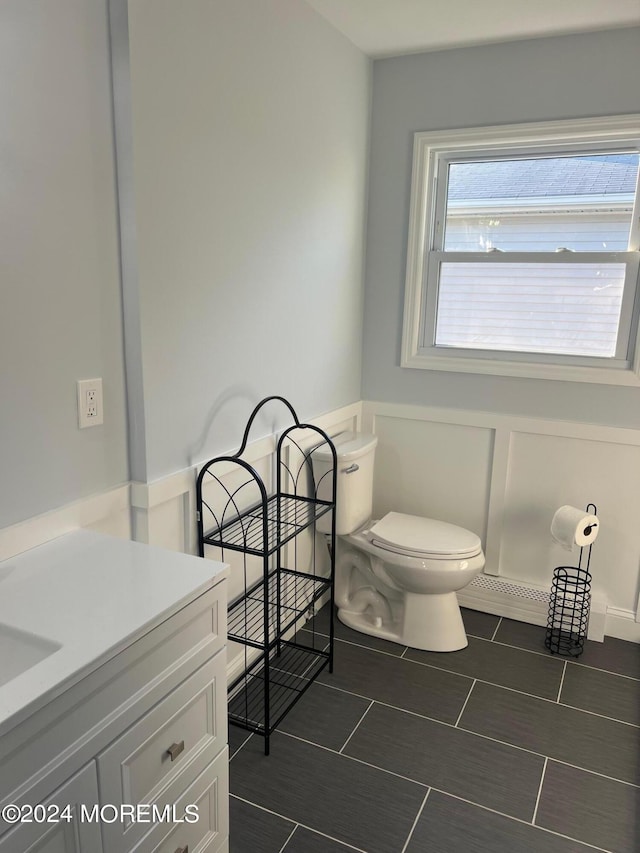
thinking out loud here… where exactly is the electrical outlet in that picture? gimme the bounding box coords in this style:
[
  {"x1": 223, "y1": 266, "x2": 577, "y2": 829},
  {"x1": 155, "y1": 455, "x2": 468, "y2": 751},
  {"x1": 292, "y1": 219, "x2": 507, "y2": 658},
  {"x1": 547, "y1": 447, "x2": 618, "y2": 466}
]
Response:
[{"x1": 77, "y1": 378, "x2": 103, "y2": 428}]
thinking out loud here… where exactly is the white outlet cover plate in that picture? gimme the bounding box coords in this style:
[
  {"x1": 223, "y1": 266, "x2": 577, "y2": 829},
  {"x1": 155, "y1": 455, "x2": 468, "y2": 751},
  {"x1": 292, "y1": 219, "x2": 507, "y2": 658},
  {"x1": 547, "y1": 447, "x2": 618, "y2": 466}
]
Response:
[{"x1": 77, "y1": 378, "x2": 103, "y2": 428}]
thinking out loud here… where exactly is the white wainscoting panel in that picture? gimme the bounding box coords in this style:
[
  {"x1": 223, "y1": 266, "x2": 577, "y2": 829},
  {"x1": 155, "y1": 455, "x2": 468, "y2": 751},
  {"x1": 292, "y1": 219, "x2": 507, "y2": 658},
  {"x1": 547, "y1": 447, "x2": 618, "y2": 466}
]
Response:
[
  {"x1": 502, "y1": 431, "x2": 640, "y2": 607},
  {"x1": 372, "y1": 414, "x2": 494, "y2": 544},
  {"x1": 362, "y1": 401, "x2": 640, "y2": 642}
]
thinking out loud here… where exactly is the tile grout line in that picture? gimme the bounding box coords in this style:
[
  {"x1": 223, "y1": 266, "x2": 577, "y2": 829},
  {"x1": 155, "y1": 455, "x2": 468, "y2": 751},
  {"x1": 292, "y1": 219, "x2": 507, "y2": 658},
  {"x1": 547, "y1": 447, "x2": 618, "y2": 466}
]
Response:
[
  {"x1": 303, "y1": 624, "x2": 640, "y2": 682},
  {"x1": 228, "y1": 730, "x2": 253, "y2": 760},
  {"x1": 230, "y1": 793, "x2": 369, "y2": 853},
  {"x1": 556, "y1": 660, "x2": 568, "y2": 703},
  {"x1": 290, "y1": 827, "x2": 368, "y2": 853},
  {"x1": 319, "y1": 661, "x2": 640, "y2": 731},
  {"x1": 229, "y1": 793, "x2": 295, "y2": 824},
  {"x1": 400, "y1": 788, "x2": 431, "y2": 853},
  {"x1": 320, "y1": 631, "x2": 573, "y2": 702},
  {"x1": 460, "y1": 680, "x2": 640, "y2": 730},
  {"x1": 425, "y1": 787, "x2": 613, "y2": 853},
  {"x1": 559, "y1": 698, "x2": 639, "y2": 728},
  {"x1": 302, "y1": 628, "x2": 428, "y2": 662},
  {"x1": 490, "y1": 616, "x2": 503, "y2": 641},
  {"x1": 489, "y1": 640, "x2": 640, "y2": 682},
  {"x1": 401, "y1": 649, "x2": 565, "y2": 695},
  {"x1": 454, "y1": 679, "x2": 476, "y2": 727},
  {"x1": 391, "y1": 655, "x2": 639, "y2": 729},
  {"x1": 339, "y1": 699, "x2": 375, "y2": 754},
  {"x1": 454, "y1": 738, "x2": 640, "y2": 791},
  {"x1": 277, "y1": 824, "x2": 299, "y2": 853},
  {"x1": 531, "y1": 756, "x2": 548, "y2": 825},
  {"x1": 279, "y1": 729, "x2": 431, "y2": 788},
  {"x1": 572, "y1": 658, "x2": 640, "y2": 682}
]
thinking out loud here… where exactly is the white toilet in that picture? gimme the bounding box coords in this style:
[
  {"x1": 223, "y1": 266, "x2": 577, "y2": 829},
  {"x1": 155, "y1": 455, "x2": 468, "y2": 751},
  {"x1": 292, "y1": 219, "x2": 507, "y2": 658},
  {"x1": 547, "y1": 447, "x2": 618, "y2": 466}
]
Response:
[{"x1": 312, "y1": 432, "x2": 485, "y2": 652}]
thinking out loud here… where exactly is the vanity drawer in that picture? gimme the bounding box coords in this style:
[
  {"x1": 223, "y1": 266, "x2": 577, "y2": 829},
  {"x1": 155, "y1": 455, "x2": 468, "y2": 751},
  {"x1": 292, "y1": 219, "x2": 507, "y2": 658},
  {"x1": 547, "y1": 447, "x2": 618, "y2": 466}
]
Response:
[
  {"x1": 0, "y1": 762, "x2": 102, "y2": 853},
  {"x1": 97, "y1": 652, "x2": 226, "y2": 853},
  {"x1": 131, "y1": 748, "x2": 229, "y2": 853}
]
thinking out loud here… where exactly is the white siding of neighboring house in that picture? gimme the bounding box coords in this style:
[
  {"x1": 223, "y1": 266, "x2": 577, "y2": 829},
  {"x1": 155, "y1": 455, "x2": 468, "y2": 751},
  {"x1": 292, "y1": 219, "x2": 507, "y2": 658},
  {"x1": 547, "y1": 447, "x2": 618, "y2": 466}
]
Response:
[
  {"x1": 444, "y1": 212, "x2": 631, "y2": 252},
  {"x1": 445, "y1": 208, "x2": 631, "y2": 252},
  {"x1": 436, "y1": 211, "x2": 631, "y2": 356}
]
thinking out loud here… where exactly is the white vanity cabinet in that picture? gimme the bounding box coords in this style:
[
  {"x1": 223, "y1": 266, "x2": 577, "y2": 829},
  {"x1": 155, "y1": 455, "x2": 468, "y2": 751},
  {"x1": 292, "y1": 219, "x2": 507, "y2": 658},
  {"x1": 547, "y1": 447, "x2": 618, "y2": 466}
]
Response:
[
  {"x1": 96, "y1": 653, "x2": 227, "y2": 853},
  {"x1": 0, "y1": 531, "x2": 229, "y2": 853},
  {"x1": 0, "y1": 763, "x2": 103, "y2": 853}
]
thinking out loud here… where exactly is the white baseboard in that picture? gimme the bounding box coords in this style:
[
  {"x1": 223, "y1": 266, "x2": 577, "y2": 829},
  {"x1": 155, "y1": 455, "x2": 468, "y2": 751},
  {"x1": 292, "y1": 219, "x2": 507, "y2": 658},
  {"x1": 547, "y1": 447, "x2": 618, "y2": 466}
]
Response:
[
  {"x1": 604, "y1": 607, "x2": 640, "y2": 643},
  {"x1": 458, "y1": 574, "x2": 607, "y2": 642}
]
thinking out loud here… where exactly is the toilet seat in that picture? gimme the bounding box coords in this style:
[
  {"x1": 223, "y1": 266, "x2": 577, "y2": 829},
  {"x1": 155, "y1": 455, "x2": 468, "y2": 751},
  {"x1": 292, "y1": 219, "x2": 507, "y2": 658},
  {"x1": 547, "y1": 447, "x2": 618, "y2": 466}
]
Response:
[{"x1": 367, "y1": 512, "x2": 482, "y2": 560}]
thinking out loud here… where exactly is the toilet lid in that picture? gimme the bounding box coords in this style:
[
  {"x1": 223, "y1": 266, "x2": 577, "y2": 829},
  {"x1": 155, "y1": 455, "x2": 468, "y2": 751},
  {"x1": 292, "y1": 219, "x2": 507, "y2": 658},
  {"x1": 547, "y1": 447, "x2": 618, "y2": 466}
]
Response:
[{"x1": 368, "y1": 512, "x2": 482, "y2": 559}]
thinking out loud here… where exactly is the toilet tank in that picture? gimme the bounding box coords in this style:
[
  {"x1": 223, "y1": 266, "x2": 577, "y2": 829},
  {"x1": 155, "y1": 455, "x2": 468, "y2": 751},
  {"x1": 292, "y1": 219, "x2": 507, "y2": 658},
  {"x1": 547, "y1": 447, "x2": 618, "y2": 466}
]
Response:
[{"x1": 312, "y1": 432, "x2": 377, "y2": 535}]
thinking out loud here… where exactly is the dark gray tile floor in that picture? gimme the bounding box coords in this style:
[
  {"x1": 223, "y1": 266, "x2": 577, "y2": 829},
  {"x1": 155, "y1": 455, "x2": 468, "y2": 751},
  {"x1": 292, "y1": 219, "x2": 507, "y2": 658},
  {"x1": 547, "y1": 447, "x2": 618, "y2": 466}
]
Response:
[{"x1": 229, "y1": 606, "x2": 640, "y2": 852}]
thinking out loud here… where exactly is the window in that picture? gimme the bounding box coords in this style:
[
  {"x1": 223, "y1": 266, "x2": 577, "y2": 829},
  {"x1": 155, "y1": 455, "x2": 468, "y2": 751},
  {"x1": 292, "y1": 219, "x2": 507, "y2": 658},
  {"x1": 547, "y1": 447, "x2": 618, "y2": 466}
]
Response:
[{"x1": 401, "y1": 117, "x2": 640, "y2": 384}]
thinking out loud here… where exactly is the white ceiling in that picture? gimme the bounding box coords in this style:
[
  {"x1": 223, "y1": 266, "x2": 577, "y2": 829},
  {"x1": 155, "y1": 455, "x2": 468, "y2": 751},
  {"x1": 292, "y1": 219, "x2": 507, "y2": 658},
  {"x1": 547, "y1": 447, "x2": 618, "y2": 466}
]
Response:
[{"x1": 304, "y1": 0, "x2": 640, "y2": 57}]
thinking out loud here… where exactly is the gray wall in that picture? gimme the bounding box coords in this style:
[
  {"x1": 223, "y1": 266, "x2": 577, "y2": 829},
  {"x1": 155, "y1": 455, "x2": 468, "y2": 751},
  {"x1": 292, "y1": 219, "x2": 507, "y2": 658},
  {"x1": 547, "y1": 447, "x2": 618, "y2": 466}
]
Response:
[
  {"x1": 126, "y1": 0, "x2": 371, "y2": 480},
  {"x1": 0, "y1": 0, "x2": 370, "y2": 528},
  {"x1": 0, "y1": 0, "x2": 129, "y2": 527},
  {"x1": 362, "y1": 28, "x2": 640, "y2": 426}
]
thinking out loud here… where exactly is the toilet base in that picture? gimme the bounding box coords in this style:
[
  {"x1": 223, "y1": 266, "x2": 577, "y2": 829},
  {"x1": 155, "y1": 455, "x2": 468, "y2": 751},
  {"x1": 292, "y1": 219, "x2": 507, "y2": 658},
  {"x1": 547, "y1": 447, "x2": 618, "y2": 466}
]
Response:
[{"x1": 338, "y1": 591, "x2": 468, "y2": 652}]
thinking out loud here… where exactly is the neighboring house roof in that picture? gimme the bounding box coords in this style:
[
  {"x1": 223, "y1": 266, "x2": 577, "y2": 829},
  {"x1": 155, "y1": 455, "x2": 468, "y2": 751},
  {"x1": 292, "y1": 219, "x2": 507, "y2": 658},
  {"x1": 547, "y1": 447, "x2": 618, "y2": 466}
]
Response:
[{"x1": 448, "y1": 154, "x2": 639, "y2": 201}]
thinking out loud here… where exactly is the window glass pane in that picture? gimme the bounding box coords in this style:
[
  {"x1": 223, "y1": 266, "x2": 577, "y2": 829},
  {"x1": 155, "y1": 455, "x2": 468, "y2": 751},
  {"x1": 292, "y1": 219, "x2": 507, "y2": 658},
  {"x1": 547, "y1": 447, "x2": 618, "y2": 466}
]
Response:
[
  {"x1": 435, "y1": 262, "x2": 626, "y2": 357},
  {"x1": 443, "y1": 154, "x2": 639, "y2": 252}
]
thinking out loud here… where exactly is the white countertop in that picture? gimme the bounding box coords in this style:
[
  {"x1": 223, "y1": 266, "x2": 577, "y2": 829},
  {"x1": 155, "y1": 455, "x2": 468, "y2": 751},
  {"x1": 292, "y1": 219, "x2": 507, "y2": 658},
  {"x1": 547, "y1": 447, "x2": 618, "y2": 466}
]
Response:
[{"x1": 0, "y1": 529, "x2": 228, "y2": 737}]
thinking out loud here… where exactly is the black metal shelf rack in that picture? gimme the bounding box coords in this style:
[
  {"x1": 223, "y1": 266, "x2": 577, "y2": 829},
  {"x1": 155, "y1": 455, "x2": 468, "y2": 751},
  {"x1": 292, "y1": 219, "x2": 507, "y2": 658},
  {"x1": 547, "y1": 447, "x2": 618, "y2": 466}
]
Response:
[{"x1": 196, "y1": 396, "x2": 336, "y2": 755}]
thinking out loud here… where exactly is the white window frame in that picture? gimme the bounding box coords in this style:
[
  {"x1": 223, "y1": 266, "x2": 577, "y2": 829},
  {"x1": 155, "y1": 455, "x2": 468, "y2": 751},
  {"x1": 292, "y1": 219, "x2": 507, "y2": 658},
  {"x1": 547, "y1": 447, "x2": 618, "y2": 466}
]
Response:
[{"x1": 401, "y1": 116, "x2": 640, "y2": 385}]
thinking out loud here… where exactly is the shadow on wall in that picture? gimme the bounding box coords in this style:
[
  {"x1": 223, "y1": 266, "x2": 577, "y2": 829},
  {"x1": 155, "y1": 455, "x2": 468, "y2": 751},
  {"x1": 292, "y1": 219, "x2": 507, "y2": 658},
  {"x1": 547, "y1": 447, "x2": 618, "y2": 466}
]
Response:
[{"x1": 187, "y1": 385, "x2": 295, "y2": 466}]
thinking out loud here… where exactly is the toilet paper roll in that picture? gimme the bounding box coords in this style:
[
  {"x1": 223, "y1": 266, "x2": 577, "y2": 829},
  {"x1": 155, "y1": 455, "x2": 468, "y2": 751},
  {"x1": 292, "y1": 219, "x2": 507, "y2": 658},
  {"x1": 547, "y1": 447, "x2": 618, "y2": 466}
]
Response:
[{"x1": 551, "y1": 505, "x2": 599, "y2": 551}]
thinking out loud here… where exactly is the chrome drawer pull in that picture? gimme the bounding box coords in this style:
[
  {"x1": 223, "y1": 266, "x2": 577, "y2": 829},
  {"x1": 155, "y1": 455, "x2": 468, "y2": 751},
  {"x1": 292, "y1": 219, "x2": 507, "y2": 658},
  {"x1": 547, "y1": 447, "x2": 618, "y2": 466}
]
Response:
[
  {"x1": 167, "y1": 740, "x2": 185, "y2": 761},
  {"x1": 342, "y1": 463, "x2": 359, "y2": 474}
]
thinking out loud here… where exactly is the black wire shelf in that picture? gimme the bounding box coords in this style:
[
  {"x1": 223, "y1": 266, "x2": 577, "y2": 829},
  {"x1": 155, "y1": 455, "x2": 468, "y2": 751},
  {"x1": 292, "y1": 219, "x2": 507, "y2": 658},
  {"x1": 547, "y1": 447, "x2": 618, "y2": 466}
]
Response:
[
  {"x1": 195, "y1": 395, "x2": 337, "y2": 755},
  {"x1": 202, "y1": 493, "x2": 332, "y2": 556},
  {"x1": 227, "y1": 568, "x2": 331, "y2": 648},
  {"x1": 228, "y1": 642, "x2": 330, "y2": 736}
]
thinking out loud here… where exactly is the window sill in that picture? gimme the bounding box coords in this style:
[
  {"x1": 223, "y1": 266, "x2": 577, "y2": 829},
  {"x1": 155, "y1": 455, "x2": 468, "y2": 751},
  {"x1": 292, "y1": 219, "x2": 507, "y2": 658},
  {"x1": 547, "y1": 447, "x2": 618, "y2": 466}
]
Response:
[{"x1": 401, "y1": 349, "x2": 640, "y2": 386}]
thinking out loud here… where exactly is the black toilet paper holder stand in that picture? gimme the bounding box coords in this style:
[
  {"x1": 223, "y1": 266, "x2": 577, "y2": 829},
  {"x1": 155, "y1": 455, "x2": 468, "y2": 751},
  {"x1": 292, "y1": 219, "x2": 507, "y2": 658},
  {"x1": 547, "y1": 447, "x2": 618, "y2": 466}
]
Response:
[{"x1": 545, "y1": 503, "x2": 597, "y2": 658}]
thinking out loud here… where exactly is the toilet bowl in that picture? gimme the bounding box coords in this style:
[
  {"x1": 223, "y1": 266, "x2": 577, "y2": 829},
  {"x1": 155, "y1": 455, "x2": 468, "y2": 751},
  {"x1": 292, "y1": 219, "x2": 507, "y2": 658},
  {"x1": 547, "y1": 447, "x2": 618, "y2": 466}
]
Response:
[
  {"x1": 340, "y1": 513, "x2": 485, "y2": 651},
  {"x1": 312, "y1": 434, "x2": 485, "y2": 652}
]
